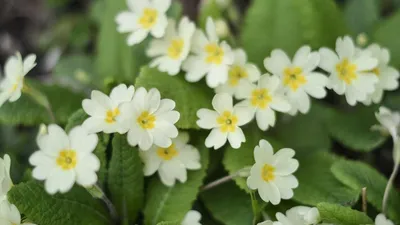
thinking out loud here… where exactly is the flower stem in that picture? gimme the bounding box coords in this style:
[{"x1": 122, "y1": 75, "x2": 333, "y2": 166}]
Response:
[
  {"x1": 382, "y1": 160, "x2": 400, "y2": 214},
  {"x1": 201, "y1": 167, "x2": 251, "y2": 191},
  {"x1": 89, "y1": 184, "x2": 118, "y2": 223},
  {"x1": 22, "y1": 83, "x2": 56, "y2": 123}
]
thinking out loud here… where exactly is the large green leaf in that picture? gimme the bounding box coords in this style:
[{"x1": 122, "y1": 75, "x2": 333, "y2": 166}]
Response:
[
  {"x1": 293, "y1": 152, "x2": 359, "y2": 206},
  {"x1": 222, "y1": 125, "x2": 282, "y2": 192},
  {"x1": 331, "y1": 160, "x2": 400, "y2": 224},
  {"x1": 325, "y1": 105, "x2": 387, "y2": 152},
  {"x1": 201, "y1": 182, "x2": 253, "y2": 225},
  {"x1": 373, "y1": 11, "x2": 400, "y2": 68},
  {"x1": 135, "y1": 67, "x2": 213, "y2": 129},
  {"x1": 143, "y1": 135, "x2": 209, "y2": 225},
  {"x1": 275, "y1": 102, "x2": 332, "y2": 151},
  {"x1": 108, "y1": 134, "x2": 144, "y2": 222},
  {"x1": 0, "y1": 79, "x2": 84, "y2": 125},
  {"x1": 95, "y1": 0, "x2": 148, "y2": 83},
  {"x1": 241, "y1": 0, "x2": 347, "y2": 68},
  {"x1": 65, "y1": 109, "x2": 109, "y2": 186},
  {"x1": 344, "y1": 0, "x2": 380, "y2": 35},
  {"x1": 317, "y1": 202, "x2": 373, "y2": 225},
  {"x1": 8, "y1": 181, "x2": 111, "y2": 225}
]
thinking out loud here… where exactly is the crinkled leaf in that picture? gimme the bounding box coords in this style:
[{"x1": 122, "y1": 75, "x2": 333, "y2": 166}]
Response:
[
  {"x1": 331, "y1": 160, "x2": 400, "y2": 224},
  {"x1": 317, "y1": 202, "x2": 373, "y2": 225},
  {"x1": 8, "y1": 181, "x2": 111, "y2": 225},
  {"x1": 294, "y1": 152, "x2": 359, "y2": 206},
  {"x1": 0, "y1": 79, "x2": 84, "y2": 125},
  {"x1": 108, "y1": 134, "x2": 144, "y2": 222},
  {"x1": 201, "y1": 182, "x2": 253, "y2": 225},
  {"x1": 223, "y1": 125, "x2": 283, "y2": 192},
  {"x1": 373, "y1": 10, "x2": 400, "y2": 68},
  {"x1": 325, "y1": 105, "x2": 387, "y2": 152},
  {"x1": 135, "y1": 67, "x2": 213, "y2": 129},
  {"x1": 242, "y1": 0, "x2": 347, "y2": 68},
  {"x1": 143, "y1": 134, "x2": 209, "y2": 225},
  {"x1": 344, "y1": 0, "x2": 380, "y2": 35}
]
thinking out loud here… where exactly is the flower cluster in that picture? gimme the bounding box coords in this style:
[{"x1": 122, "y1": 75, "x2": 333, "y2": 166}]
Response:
[{"x1": 257, "y1": 206, "x2": 322, "y2": 225}]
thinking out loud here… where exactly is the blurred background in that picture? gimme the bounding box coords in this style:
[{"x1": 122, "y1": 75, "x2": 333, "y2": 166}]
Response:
[{"x1": 0, "y1": 0, "x2": 399, "y2": 188}]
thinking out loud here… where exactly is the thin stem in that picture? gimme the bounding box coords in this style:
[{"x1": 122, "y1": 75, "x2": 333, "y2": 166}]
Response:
[
  {"x1": 94, "y1": 184, "x2": 118, "y2": 223},
  {"x1": 201, "y1": 167, "x2": 250, "y2": 191},
  {"x1": 382, "y1": 161, "x2": 400, "y2": 214},
  {"x1": 250, "y1": 191, "x2": 259, "y2": 225},
  {"x1": 361, "y1": 187, "x2": 367, "y2": 213}
]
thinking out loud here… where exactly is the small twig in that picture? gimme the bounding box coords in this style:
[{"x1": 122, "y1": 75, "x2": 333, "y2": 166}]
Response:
[
  {"x1": 361, "y1": 187, "x2": 367, "y2": 213},
  {"x1": 201, "y1": 167, "x2": 250, "y2": 191}
]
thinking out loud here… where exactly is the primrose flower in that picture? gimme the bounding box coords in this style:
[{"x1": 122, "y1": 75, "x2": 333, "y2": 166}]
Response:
[
  {"x1": 0, "y1": 155, "x2": 12, "y2": 199},
  {"x1": 375, "y1": 214, "x2": 394, "y2": 225},
  {"x1": 182, "y1": 210, "x2": 202, "y2": 225},
  {"x1": 0, "y1": 200, "x2": 36, "y2": 225}
]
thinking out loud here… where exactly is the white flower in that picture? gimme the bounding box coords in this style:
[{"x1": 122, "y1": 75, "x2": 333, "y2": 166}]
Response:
[
  {"x1": 115, "y1": 0, "x2": 171, "y2": 46},
  {"x1": 373, "y1": 106, "x2": 400, "y2": 140},
  {"x1": 375, "y1": 214, "x2": 394, "y2": 225},
  {"x1": 29, "y1": 125, "x2": 100, "y2": 194},
  {"x1": 247, "y1": 139, "x2": 299, "y2": 205},
  {"x1": 82, "y1": 84, "x2": 135, "y2": 134},
  {"x1": 236, "y1": 75, "x2": 291, "y2": 131},
  {"x1": 363, "y1": 44, "x2": 400, "y2": 105},
  {"x1": 0, "y1": 155, "x2": 12, "y2": 199},
  {"x1": 264, "y1": 46, "x2": 328, "y2": 115},
  {"x1": 258, "y1": 206, "x2": 323, "y2": 225},
  {"x1": 120, "y1": 87, "x2": 180, "y2": 151},
  {"x1": 147, "y1": 17, "x2": 196, "y2": 75},
  {"x1": 0, "y1": 200, "x2": 36, "y2": 225},
  {"x1": 139, "y1": 132, "x2": 201, "y2": 186},
  {"x1": 0, "y1": 52, "x2": 36, "y2": 107},
  {"x1": 215, "y1": 49, "x2": 261, "y2": 98},
  {"x1": 182, "y1": 210, "x2": 202, "y2": 225},
  {"x1": 319, "y1": 36, "x2": 379, "y2": 106},
  {"x1": 183, "y1": 17, "x2": 234, "y2": 88},
  {"x1": 214, "y1": 19, "x2": 230, "y2": 39},
  {"x1": 197, "y1": 93, "x2": 253, "y2": 149}
]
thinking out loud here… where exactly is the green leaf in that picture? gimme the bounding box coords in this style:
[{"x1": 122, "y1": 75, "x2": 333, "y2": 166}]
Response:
[
  {"x1": 167, "y1": 1, "x2": 183, "y2": 19},
  {"x1": 222, "y1": 126, "x2": 282, "y2": 192},
  {"x1": 198, "y1": 0, "x2": 223, "y2": 28},
  {"x1": 96, "y1": 0, "x2": 148, "y2": 83},
  {"x1": 0, "y1": 79, "x2": 84, "y2": 125},
  {"x1": 135, "y1": 67, "x2": 213, "y2": 129},
  {"x1": 344, "y1": 0, "x2": 380, "y2": 35},
  {"x1": 65, "y1": 109, "x2": 109, "y2": 186},
  {"x1": 201, "y1": 182, "x2": 253, "y2": 225},
  {"x1": 331, "y1": 160, "x2": 400, "y2": 224},
  {"x1": 325, "y1": 105, "x2": 387, "y2": 152},
  {"x1": 156, "y1": 222, "x2": 180, "y2": 225},
  {"x1": 317, "y1": 202, "x2": 373, "y2": 225},
  {"x1": 8, "y1": 181, "x2": 111, "y2": 225},
  {"x1": 275, "y1": 102, "x2": 332, "y2": 151},
  {"x1": 143, "y1": 134, "x2": 209, "y2": 225},
  {"x1": 108, "y1": 134, "x2": 144, "y2": 222},
  {"x1": 54, "y1": 54, "x2": 98, "y2": 87},
  {"x1": 241, "y1": 0, "x2": 347, "y2": 68},
  {"x1": 294, "y1": 152, "x2": 359, "y2": 206},
  {"x1": 373, "y1": 11, "x2": 400, "y2": 68}
]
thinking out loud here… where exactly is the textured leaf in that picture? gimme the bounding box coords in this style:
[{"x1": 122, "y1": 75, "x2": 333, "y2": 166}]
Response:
[
  {"x1": 373, "y1": 11, "x2": 400, "y2": 68},
  {"x1": 0, "y1": 79, "x2": 84, "y2": 125},
  {"x1": 201, "y1": 182, "x2": 253, "y2": 225},
  {"x1": 317, "y1": 202, "x2": 373, "y2": 225},
  {"x1": 65, "y1": 109, "x2": 109, "y2": 186},
  {"x1": 344, "y1": 0, "x2": 380, "y2": 35},
  {"x1": 331, "y1": 160, "x2": 400, "y2": 224},
  {"x1": 135, "y1": 67, "x2": 213, "y2": 129},
  {"x1": 242, "y1": 0, "x2": 347, "y2": 68},
  {"x1": 143, "y1": 135, "x2": 209, "y2": 225},
  {"x1": 108, "y1": 134, "x2": 144, "y2": 222},
  {"x1": 294, "y1": 152, "x2": 359, "y2": 206},
  {"x1": 325, "y1": 105, "x2": 387, "y2": 152},
  {"x1": 275, "y1": 103, "x2": 332, "y2": 151},
  {"x1": 95, "y1": 0, "x2": 148, "y2": 83},
  {"x1": 223, "y1": 125, "x2": 282, "y2": 192},
  {"x1": 8, "y1": 181, "x2": 110, "y2": 225}
]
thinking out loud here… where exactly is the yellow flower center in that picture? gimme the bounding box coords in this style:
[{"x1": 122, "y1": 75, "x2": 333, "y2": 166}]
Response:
[
  {"x1": 251, "y1": 88, "x2": 272, "y2": 109},
  {"x1": 167, "y1": 38, "x2": 185, "y2": 59},
  {"x1": 217, "y1": 111, "x2": 238, "y2": 132},
  {"x1": 56, "y1": 150, "x2": 77, "y2": 170},
  {"x1": 283, "y1": 67, "x2": 307, "y2": 91},
  {"x1": 10, "y1": 76, "x2": 22, "y2": 92},
  {"x1": 138, "y1": 8, "x2": 158, "y2": 29},
  {"x1": 371, "y1": 67, "x2": 380, "y2": 76},
  {"x1": 105, "y1": 108, "x2": 120, "y2": 124},
  {"x1": 156, "y1": 144, "x2": 179, "y2": 161},
  {"x1": 137, "y1": 111, "x2": 156, "y2": 130},
  {"x1": 228, "y1": 65, "x2": 248, "y2": 86},
  {"x1": 335, "y1": 58, "x2": 358, "y2": 84},
  {"x1": 205, "y1": 43, "x2": 224, "y2": 65},
  {"x1": 261, "y1": 164, "x2": 276, "y2": 182}
]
